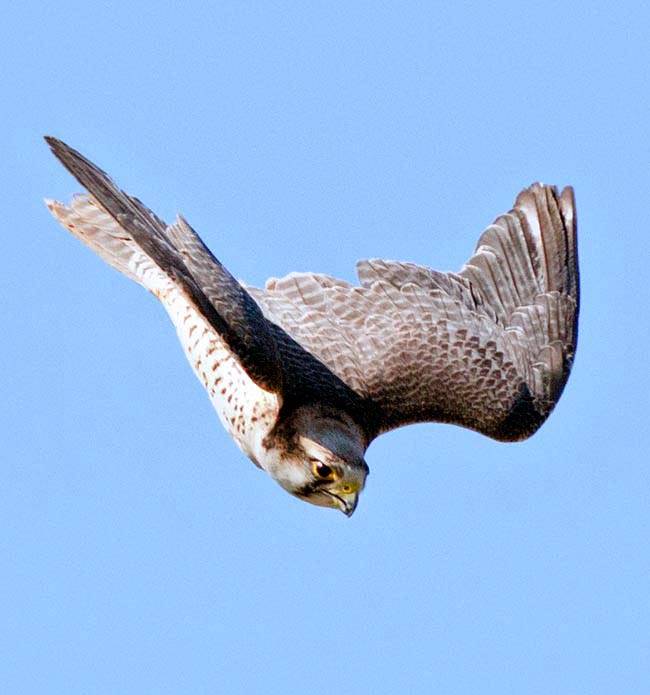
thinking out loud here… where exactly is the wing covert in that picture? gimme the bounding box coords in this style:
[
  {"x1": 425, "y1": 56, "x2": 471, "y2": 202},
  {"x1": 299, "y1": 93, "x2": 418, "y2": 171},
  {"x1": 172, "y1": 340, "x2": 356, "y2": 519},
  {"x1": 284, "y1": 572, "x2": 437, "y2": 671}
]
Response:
[
  {"x1": 251, "y1": 184, "x2": 578, "y2": 442},
  {"x1": 46, "y1": 137, "x2": 284, "y2": 393},
  {"x1": 47, "y1": 139, "x2": 577, "y2": 443},
  {"x1": 45, "y1": 138, "x2": 370, "y2": 422}
]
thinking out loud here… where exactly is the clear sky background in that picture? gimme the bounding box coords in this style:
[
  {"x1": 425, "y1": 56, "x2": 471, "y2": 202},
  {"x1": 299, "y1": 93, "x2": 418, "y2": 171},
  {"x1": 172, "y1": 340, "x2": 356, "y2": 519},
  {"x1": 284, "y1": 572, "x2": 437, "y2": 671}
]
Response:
[{"x1": 2, "y1": 2, "x2": 649, "y2": 693}]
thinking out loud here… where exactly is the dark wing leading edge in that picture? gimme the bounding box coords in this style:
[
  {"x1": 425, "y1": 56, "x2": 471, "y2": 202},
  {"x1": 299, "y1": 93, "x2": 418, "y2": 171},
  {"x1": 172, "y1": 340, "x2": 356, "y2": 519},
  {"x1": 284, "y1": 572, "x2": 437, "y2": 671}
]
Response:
[
  {"x1": 46, "y1": 138, "x2": 577, "y2": 442},
  {"x1": 45, "y1": 137, "x2": 283, "y2": 393},
  {"x1": 249, "y1": 184, "x2": 578, "y2": 442},
  {"x1": 45, "y1": 138, "x2": 367, "y2": 420}
]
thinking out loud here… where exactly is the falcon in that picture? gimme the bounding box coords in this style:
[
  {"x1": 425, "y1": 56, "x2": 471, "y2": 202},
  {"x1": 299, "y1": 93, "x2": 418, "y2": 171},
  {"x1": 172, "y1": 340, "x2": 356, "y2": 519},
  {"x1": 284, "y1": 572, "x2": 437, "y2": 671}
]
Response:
[{"x1": 45, "y1": 137, "x2": 579, "y2": 516}]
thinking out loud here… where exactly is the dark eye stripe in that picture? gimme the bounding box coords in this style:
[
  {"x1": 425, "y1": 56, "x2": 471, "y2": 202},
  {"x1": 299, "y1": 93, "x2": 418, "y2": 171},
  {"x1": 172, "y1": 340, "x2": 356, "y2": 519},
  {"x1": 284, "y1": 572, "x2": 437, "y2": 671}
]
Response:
[{"x1": 294, "y1": 479, "x2": 327, "y2": 497}]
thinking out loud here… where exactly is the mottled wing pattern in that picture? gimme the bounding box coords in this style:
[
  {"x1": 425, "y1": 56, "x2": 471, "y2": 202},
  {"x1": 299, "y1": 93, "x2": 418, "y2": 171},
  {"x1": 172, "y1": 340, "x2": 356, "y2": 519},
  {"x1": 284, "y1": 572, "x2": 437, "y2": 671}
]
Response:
[
  {"x1": 458, "y1": 185, "x2": 578, "y2": 418},
  {"x1": 46, "y1": 192, "x2": 284, "y2": 459},
  {"x1": 47, "y1": 136, "x2": 577, "y2": 443},
  {"x1": 45, "y1": 137, "x2": 283, "y2": 394},
  {"x1": 249, "y1": 184, "x2": 578, "y2": 441},
  {"x1": 47, "y1": 193, "x2": 166, "y2": 289},
  {"x1": 45, "y1": 139, "x2": 367, "y2": 435}
]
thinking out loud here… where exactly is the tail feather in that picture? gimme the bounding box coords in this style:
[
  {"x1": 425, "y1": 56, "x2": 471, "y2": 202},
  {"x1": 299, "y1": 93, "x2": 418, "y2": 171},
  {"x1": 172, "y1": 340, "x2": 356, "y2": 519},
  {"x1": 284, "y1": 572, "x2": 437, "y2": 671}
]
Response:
[{"x1": 46, "y1": 194, "x2": 173, "y2": 297}]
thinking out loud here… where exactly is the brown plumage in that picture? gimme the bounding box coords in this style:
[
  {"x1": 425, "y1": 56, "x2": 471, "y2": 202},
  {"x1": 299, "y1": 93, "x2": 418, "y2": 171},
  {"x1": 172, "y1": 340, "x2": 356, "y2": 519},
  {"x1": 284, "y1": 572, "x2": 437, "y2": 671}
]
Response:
[
  {"x1": 45, "y1": 137, "x2": 578, "y2": 515},
  {"x1": 249, "y1": 184, "x2": 578, "y2": 442}
]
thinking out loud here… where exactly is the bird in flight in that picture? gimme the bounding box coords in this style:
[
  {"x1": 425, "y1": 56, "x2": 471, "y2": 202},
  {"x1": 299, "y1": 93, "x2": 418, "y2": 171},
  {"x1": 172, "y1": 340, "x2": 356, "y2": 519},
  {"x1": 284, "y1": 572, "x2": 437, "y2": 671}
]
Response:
[{"x1": 45, "y1": 137, "x2": 579, "y2": 516}]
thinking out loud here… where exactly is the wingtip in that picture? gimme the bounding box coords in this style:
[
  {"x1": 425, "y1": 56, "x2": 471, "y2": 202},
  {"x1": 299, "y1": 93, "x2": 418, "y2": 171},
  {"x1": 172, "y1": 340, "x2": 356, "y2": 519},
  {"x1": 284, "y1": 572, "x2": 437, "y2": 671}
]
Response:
[
  {"x1": 513, "y1": 182, "x2": 576, "y2": 223},
  {"x1": 44, "y1": 135, "x2": 75, "y2": 160},
  {"x1": 45, "y1": 137, "x2": 90, "y2": 172},
  {"x1": 515, "y1": 181, "x2": 554, "y2": 205},
  {"x1": 44, "y1": 136, "x2": 73, "y2": 169},
  {"x1": 44, "y1": 135, "x2": 61, "y2": 151},
  {"x1": 518, "y1": 183, "x2": 576, "y2": 231},
  {"x1": 559, "y1": 185, "x2": 576, "y2": 216}
]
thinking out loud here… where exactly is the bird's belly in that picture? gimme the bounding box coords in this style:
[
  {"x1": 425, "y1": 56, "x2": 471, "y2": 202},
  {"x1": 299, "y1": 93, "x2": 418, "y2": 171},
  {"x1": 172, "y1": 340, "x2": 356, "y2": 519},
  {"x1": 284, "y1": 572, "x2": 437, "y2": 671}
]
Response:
[{"x1": 160, "y1": 288, "x2": 279, "y2": 465}]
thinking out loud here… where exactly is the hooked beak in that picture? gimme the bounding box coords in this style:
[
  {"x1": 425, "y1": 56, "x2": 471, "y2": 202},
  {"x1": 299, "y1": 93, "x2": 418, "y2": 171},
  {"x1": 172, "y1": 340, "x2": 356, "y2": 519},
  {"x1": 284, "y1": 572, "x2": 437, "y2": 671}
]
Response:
[
  {"x1": 293, "y1": 486, "x2": 361, "y2": 516},
  {"x1": 332, "y1": 490, "x2": 359, "y2": 517}
]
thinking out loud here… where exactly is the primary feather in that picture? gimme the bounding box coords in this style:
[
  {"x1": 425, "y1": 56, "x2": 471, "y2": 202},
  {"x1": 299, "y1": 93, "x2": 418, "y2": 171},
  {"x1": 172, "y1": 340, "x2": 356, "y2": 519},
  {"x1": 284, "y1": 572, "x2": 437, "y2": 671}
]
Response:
[{"x1": 45, "y1": 136, "x2": 579, "y2": 514}]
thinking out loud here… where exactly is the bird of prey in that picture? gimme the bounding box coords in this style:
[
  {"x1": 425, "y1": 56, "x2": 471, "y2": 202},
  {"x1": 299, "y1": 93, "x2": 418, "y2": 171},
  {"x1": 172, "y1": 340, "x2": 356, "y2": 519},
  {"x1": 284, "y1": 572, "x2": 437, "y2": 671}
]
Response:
[{"x1": 45, "y1": 137, "x2": 579, "y2": 516}]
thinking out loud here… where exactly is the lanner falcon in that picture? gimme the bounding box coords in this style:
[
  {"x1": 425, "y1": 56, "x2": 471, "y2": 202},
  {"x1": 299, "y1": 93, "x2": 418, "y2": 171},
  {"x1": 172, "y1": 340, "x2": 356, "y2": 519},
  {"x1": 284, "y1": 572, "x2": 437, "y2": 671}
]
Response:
[{"x1": 45, "y1": 137, "x2": 579, "y2": 516}]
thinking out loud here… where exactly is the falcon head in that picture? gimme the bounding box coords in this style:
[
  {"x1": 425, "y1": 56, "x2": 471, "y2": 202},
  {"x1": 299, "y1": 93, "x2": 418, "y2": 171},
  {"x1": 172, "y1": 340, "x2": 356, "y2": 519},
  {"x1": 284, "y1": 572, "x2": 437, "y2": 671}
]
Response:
[{"x1": 261, "y1": 407, "x2": 369, "y2": 516}]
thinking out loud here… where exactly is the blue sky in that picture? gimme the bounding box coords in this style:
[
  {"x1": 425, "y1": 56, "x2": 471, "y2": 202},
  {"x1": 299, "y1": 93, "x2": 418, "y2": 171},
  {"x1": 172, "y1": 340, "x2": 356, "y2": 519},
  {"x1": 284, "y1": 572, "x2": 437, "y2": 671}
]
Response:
[{"x1": 2, "y1": 2, "x2": 649, "y2": 693}]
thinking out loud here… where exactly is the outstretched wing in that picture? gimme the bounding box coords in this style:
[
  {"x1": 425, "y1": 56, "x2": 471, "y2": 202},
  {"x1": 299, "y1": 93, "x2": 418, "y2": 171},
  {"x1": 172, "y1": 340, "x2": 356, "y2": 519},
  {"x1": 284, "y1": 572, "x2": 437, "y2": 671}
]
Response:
[
  {"x1": 249, "y1": 184, "x2": 578, "y2": 441},
  {"x1": 45, "y1": 138, "x2": 367, "y2": 424},
  {"x1": 46, "y1": 137, "x2": 283, "y2": 393}
]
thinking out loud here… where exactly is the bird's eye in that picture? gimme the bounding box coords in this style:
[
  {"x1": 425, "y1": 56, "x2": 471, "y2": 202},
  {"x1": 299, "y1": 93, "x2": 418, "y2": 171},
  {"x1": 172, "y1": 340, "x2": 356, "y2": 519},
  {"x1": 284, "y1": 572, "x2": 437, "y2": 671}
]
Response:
[{"x1": 312, "y1": 461, "x2": 335, "y2": 480}]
